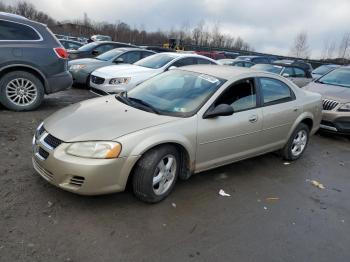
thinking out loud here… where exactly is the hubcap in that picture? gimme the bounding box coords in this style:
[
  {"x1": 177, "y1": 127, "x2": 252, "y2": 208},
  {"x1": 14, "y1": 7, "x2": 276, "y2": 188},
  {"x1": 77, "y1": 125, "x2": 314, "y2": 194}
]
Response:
[
  {"x1": 153, "y1": 154, "x2": 177, "y2": 195},
  {"x1": 5, "y1": 78, "x2": 37, "y2": 106},
  {"x1": 291, "y1": 130, "x2": 307, "y2": 157}
]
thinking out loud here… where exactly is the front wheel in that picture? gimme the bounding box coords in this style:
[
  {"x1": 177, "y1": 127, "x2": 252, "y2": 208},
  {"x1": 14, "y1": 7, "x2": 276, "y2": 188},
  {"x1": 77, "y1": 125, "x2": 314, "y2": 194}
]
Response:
[
  {"x1": 281, "y1": 123, "x2": 310, "y2": 161},
  {"x1": 132, "y1": 145, "x2": 180, "y2": 203}
]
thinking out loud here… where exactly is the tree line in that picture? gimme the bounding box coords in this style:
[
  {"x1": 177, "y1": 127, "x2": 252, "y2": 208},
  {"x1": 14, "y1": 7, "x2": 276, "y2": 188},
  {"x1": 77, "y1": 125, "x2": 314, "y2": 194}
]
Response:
[{"x1": 0, "y1": 1, "x2": 253, "y2": 51}]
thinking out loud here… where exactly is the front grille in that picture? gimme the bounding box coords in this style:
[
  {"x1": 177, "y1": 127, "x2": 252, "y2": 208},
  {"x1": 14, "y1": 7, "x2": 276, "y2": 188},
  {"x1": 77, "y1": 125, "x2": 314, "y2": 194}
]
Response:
[
  {"x1": 322, "y1": 99, "x2": 339, "y2": 111},
  {"x1": 91, "y1": 75, "x2": 105, "y2": 85},
  {"x1": 69, "y1": 176, "x2": 85, "y2": 187},
  {"x1": 44, "y1": 134, "x2": 62, "y2": 149},
  {"x1": 38, "y1": 147, "x2": 49, "y2": 160}
]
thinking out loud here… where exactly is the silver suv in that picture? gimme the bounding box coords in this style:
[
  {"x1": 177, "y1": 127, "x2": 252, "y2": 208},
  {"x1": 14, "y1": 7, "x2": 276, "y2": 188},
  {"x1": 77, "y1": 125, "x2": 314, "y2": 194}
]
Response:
[{"x1": 0, "y1": 12, "x2": 72, "y2": 111}]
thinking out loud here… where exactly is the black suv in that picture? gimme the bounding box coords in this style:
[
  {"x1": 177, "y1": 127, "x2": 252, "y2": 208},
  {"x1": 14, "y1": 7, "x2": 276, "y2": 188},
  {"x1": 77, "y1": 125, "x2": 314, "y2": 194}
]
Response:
[
  {"x1": 68, "y1": 41, "x2": 138, "y2": 60},
  {"x1": 0, "y1": 12, "x2": 72, "y2": 111}
]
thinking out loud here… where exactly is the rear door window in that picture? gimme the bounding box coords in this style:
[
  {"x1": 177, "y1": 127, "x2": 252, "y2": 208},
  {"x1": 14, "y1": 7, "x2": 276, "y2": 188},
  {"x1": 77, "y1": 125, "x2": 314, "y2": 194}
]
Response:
[
  {"x1": 294, "y1": 67, "x2": 306, "y2": 77},
  {"x1": 171, "y1": 58, "x2": 195, "y2": 67},
  {"x1": 0, "y1": 20, "x2": 41, "y2": 40},
  {"x1": 259, "y1": 78, "x2": 294, "y2": 105},
  {"x1": 195, "y1": 58, "x2": 216, "y2": 65}
]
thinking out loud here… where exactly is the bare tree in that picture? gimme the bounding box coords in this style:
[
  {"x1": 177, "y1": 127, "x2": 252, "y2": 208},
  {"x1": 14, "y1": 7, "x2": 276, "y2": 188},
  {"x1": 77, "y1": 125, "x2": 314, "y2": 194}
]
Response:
[
  {"x1": 290, "y1": 31, "x2": 311, "y2": 59},
  {"x1": 321, "y1": 38, "x2": 336, "y2": 60},
  {"x1": 338, "y1": 32, "x2": 350, "y2": 60}
]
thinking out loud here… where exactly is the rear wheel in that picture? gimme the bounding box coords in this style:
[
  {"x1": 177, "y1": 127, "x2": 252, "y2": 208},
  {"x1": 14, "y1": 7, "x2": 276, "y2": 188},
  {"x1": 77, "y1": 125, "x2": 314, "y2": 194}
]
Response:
[
  {"x1": 281, "y1": 123, "x2": 310, "y2": 161},
  {"x1": 0, "y1": 71, "x2": 44, "y2": 111},
  {"x1": 132, "y1": 145, "x2": 180, "y2": 203}
]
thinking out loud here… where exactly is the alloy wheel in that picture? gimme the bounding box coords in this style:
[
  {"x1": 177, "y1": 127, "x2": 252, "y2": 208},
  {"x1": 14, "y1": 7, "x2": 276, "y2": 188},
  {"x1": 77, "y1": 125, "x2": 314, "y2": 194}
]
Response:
[
  {"x1": 152, "y1": 154, "x2": 177, "y2": 195},
  {"x1": 5, "y1": 78, "x2": 38, "y2": 106},
  {"x1": 291, "y1": 130, "x2": 308, "y2": 157}
]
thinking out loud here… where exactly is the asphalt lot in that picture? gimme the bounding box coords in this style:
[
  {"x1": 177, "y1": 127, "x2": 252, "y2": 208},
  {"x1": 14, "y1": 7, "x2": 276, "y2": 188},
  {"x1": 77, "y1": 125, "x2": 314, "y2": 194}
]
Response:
[{"x1": 0, "y1": 88, "x2": 350, "y2": 262}]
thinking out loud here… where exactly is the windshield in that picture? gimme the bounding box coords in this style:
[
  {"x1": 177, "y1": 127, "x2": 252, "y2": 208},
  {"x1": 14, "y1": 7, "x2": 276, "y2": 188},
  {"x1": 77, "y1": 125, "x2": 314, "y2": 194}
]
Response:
[
  {"x1": 126, "y1": 70, "x2": 225, "y2": 117},
  {"x1": 77, "y1": 42, "x2": 98, "y2": 51},
  {"x1": 134, "y1": 53, "x2": 176, "y2": 69},
  {"x1": 96, "y1": 49, "x2": 124, "y2": 61},
  {"x1": 317, "y1": 68, "x2": 350, "y2": 88},
  {"x1": 252, "y1": 64, "x2": 283, "y2": 74},
  {"x1": 313, "y1": 65, "x2": 336, "y2": 75}
]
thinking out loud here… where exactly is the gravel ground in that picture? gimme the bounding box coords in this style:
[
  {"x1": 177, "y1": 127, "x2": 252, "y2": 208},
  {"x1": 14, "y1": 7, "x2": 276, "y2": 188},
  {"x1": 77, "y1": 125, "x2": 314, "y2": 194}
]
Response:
[{"x1": 0, "y1": 88, "x2": 350, "y2": 262}]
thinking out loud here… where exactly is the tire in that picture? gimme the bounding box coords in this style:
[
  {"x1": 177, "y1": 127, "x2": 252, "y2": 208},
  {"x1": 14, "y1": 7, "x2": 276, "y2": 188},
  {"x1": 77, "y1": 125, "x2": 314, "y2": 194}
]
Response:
[
  {"x1": 132, "y1": 145, "x2": 180, "y2": 203},
  {"x1": 0, "y1": 71, "x2": 44, "y2": 111},
  {"x1": 281, "y1": 123, "x2": 310, "y2": 161}
]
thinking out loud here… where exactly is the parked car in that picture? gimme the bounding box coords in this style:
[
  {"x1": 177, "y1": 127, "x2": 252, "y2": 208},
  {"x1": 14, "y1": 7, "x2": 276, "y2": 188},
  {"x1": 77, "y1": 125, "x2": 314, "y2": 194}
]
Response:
[
  {"x1": 59, "y1": 39, "x2": 83, "y2": 50},
  {"x1": 234, "y1": 55, "x2": 276, "y2": 64},
  {"x1": 89, "y1": 52, "x2": 217, "y2": 95},
  {"x1": 223, "y1": 51, "x2": 240, "y2": 59},
  {"x1": 140, "y1": 46, "x2": 175, "y2": 53},
  {"x1": 0, "y1": 12, "x2": 72, "y2": 111},
  {"x1": 195, "y1": 51, "x2": 226, "y2": 60},
  {"x1": 218, "y1": 59, "x2": 255, "y2": 68},
  {"x1": 68, "y1": 41, "x2": 137, "y2": 60},
  {"x1": 311, "y1": 64, "x2": 340, "y2": 79},
  {"x1": 303, "y1": 66, "x2": 350, "y2": 135},
  {"x1": 90, "y1": 35, "x2": 112, "y2": 42},
  {"x1": 32, "y1": 65, "x2": 321, "y2": 202},
  {"x1": 252, "y1": 61, "x2": 313, "y2": 87},
  {"x1": 69, "y1": 48, "x2": 156, "y2": 86}
]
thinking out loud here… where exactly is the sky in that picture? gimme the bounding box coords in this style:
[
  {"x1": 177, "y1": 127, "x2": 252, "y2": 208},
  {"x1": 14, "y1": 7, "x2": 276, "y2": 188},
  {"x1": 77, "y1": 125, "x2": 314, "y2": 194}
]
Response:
[{"x1": 3, "y1": 0, "x2": 350, "y2": 58}]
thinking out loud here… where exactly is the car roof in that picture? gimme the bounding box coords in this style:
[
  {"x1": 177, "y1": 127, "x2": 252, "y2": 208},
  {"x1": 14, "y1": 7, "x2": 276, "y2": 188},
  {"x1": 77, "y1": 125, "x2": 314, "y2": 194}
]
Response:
[
  {"x1": 109, "y1": 47, "x2": 154, "y2": 52},
  {"x1": 178, "y1": 65, "x2": 251, "y2": 80},
  {"x1": 0, "y1": 12, "x2": 28, "y2": 21}
]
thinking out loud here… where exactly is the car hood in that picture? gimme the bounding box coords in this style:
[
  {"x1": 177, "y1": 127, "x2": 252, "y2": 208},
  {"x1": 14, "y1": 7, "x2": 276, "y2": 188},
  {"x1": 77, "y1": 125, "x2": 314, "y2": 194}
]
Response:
[
  {"x1": 44, "y1": 95, "x2": 179, "y2": 142},
  {"x1": 92, "y1": 64, "x2": 155, "y2": 78},
  {"x1": 303, "y1": 81, "x2": 350, "y2": 102}
]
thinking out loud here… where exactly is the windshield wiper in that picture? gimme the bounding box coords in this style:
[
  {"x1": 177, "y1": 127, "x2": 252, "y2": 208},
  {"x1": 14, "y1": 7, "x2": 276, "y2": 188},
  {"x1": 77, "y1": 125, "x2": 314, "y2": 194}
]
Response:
[
  {"x1": 115, "y1": 92, "x2": 131, "y2": 105},
  {"x1": 129, "y1": 97, "x2": 160, "y2": 114}
]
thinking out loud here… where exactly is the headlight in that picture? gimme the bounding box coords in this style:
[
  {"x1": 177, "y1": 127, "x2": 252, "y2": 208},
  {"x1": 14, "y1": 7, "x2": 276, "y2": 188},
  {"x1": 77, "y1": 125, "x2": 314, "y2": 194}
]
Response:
[
  {"x1": 338, "y1": 103, "x2": 350, "y2": 112},
  {"x1": 70, "y1": 64, "x2": 86, "y2": 70},
  {"x1": 109, "y1": 77, "x2": 130, "y2": 85},
  {"x1": 66, "y1": 141, "x2": 122, "y2": 159}
]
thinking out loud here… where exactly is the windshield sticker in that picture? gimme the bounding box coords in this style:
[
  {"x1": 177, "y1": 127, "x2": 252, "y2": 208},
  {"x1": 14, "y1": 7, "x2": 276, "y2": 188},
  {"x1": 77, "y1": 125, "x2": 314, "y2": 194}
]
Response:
[
  {"x1": 199, "y1": 74, "x2": 220, "y2": 83},
  {"x1": 273, "y1": 65, "x2": 283, "y2": 68},
  {"x1": 174, "y1": 107, "x2": 186, "y2": 112}
]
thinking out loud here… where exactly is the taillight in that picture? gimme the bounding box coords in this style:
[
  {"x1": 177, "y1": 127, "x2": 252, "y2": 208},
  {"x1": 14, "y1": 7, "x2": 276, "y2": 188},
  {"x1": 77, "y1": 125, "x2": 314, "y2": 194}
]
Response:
[{"x1": 53, "y1": 47, "x2": 69, "y2": 59}]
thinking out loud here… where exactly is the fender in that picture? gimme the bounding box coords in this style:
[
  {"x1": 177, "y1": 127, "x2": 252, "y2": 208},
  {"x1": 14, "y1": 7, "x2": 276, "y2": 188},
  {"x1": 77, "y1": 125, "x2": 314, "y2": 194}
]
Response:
[
  {"x1": 0, "y1": 63, "x2": 48, "y2": 89},
  {"x1": 287, "y1": 111, "x2": 315, "y2": 140}
]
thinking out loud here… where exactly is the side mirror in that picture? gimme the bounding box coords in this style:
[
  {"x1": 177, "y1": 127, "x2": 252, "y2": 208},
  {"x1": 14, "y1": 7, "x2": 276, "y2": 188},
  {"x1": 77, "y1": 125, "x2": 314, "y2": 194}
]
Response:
[
  {"x1": 282, "y1": 73, "x2": 290, "y2": 77},
  {"x1": 92, "y1": 50, "x2": 100, "y2": 55},
  {"x1": 168, "y1": 66, "x2": 177, "y2": 70},
  {"x1": 114, "y1": 57, "x2": 124, "y2": 64},
  {"x1": 203, "y1": 104, "x2": 234, "y2": 119}
]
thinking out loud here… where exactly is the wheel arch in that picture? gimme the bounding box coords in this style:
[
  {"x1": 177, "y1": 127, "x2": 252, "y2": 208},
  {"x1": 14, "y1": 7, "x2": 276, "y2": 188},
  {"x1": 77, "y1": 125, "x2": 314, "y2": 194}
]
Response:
[
  {"x1": 126, "y1": 141, "x2": 194, "y2": 190},
  {"x1": 0, "y1": 64, "x2": 48, "y2": 92}
]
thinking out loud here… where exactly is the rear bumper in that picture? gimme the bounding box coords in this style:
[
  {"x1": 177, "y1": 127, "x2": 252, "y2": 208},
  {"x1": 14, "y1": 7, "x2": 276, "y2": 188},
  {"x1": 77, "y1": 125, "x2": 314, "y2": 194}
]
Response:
[
  {"x1": 320, "y1": 110, "x2": 350, "y2": 134},
  {"x1": 46, "y1": 71, "x2": 73, "y2": 94}
]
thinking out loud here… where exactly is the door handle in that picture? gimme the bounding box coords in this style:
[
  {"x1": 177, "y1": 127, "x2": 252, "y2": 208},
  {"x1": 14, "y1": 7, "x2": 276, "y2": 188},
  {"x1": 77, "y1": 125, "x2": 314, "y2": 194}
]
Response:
[
  {"x1": 293, "y1": 107, "x2": 299, "y2": 112},
  {"x1": 249, "y1": 115, "x2": 258, "y2": 123}
]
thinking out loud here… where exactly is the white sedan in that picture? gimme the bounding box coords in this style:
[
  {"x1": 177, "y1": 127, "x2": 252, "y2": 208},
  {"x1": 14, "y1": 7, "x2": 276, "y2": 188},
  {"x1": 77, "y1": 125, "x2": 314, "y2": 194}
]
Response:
[{"x1": 89, "y1": 52, "x2": 217, "y2": 95}]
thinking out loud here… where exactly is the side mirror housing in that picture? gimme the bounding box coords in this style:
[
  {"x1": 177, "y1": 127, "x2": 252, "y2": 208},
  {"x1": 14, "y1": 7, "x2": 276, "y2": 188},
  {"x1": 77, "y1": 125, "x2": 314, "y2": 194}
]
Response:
[
  {"x1": 92, "y1": 50, "x2": 100, "y2": 55},
  {"x1": 282, "y1": 73, "x2": 290, "y2": 77},
  {"x1": 114, "y1": 57, "x2": 124, "y2": 63},
  {"x1": 203, "y1": 104, "x2": 234, "y2": 119},
  {"x1": 168, "y1": 66, "x2": 177, "y2": 71}
]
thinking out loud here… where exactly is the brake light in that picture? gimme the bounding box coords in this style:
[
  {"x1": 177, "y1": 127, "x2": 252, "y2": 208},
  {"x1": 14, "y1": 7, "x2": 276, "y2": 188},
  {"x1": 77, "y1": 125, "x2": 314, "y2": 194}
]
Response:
[{"x1": 53, "y1": 47, "x2": 69, "y2": 59}]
